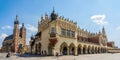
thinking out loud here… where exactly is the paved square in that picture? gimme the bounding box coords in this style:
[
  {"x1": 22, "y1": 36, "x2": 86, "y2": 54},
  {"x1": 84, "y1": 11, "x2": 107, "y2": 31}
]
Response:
[{"x1": 0, "y1": 53, "x2": 120, "y2": 60}]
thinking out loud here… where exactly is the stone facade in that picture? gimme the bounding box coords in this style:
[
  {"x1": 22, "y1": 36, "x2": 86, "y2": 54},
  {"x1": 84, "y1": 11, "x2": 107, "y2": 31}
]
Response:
[
  {"x1": 30, "y1": 9, "x2": 116, "y2": 56},
  {"x1": 1, "y1": 15, "x2": 26, "y2": 53}
]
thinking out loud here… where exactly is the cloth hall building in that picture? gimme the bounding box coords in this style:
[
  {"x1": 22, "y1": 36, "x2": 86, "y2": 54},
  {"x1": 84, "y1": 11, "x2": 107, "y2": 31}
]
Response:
[{"x1": 30, "y1": 9, "x2": 115, "y2": 56}]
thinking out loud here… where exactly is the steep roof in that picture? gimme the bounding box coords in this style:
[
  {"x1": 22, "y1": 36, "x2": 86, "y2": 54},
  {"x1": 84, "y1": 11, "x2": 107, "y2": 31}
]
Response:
[
  {"x1": 77, "y1": 36, "x2": 100, "y2": 44},
  {"x1": 4, "y1": 34, "x2": 13, "y2": 41},
  {"x1": 107, "y1": 42, "x2": 113, "y2": 47},
  {"x1": 89, "y1": 36, "x2": 99, "y2": 43}
]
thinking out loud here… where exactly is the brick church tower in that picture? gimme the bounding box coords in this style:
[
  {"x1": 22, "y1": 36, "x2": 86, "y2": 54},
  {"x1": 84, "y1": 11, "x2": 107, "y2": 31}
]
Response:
[
  {"x1": 1, "y1": 15, "x2": 26, "y2": 53},
  {"x1": 13, "y1": 15, "x2": 20, "y2": 52},
  {"x1": 13, "y1": 15, "x2": 26, "y2": 53},
  {"x1": 20, "y1": 23, "x2": 26, "y2": 52}
]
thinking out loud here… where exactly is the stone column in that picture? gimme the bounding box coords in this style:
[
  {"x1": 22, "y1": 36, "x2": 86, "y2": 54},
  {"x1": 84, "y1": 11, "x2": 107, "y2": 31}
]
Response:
[
  {"x1": 105, "y1": 49, "x2": 108, "y2": 53},
  {"x1": 94, "y1": 49, "x2": 95, "y2": 54},
  {"x1": 85, "y1": 48, "x2": 88, "y2": 54},
  {"x1": 67, "y1": 48, "x2": 69, "y2": 55},
  {"x1": 81, "y1": 48, "x2": 83, "y2": 54},
  {"x1": 96, "y1": 49, "x2": 98, "y2": 54},
  {"x1": 33, "y1": 47, "x2": 36, "y2": 54},
  {"x1": 92, "y1": 50, "x2": 94, "y2": 54},
  {"x1": 98, "y1": 49, "x2": 100, "y2": 53},
  {"x1": 75, "y1": 47, "x2": 78, "y2": 56},
  {"x1": 89, "y1": 49, "x2": 91, "y2": 54},
  {"x1": 52, "y1": 47, "x2": 55, "y2": 56},
  {"x1": 101, "y1": 49, "x2": 103, "y2": 53},
  {"x1": 99, "y1": 49, "x2": 101, "y2": 53}
]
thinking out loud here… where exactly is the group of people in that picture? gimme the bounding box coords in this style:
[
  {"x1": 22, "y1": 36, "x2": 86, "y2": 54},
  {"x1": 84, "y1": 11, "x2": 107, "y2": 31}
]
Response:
[{"x1": 56, "y1": 52, "x2": 63, "y2": 57}]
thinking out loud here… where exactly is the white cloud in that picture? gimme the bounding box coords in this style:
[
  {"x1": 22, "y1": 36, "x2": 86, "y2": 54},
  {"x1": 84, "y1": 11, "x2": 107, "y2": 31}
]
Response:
[
  {"x1": 1, "y1": 25, "x2": 12, "y2": 30},
  {"x1": 19, "y1": 24, "x2": 37, "y2": 33},
  {"x1": 0, "y1": 33, "x2": 8, "y2": 41},
  {"x1": 26, "y1": 24, "x2": 37, "y2": 33},
  {"x1": 19, "y1": 24, "x2": 22, "y2": 28},
  {"x1": 26, "y1": 38, "x2": 30, "y2": 45},
  {"x1": 90, "y1": 15, "x2": 108, "y2": 25},
  {"x1": 25, "y1": 24, "x2": 37, "y2": 45},
  {"x1": 116, "y1": 26, "x2": 120, "y2": 30}
]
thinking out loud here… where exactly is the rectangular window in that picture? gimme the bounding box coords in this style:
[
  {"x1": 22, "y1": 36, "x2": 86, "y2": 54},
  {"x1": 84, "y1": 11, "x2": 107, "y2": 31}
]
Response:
[
  {"x1": 71, "y1": 31, "x2": 75, "y2": 37},
  {"x1": 51, "y1": 27, "x2": 55, "y2": 33},
  {"x1": 67, "y1": 30, "x2": 70, "y2": 37},
  {"x1": 61, "y1": 28, "x2": 66, "y2": 36},
  {"x1": 61, "y1": 28, "x2": 75, "y2": 37}
]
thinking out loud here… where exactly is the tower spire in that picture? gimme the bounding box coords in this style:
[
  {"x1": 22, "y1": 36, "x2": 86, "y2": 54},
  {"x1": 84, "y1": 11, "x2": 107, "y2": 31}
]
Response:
[
  {"x1": 53, "y1": 7, "x2": 55, "y2": 13},
  {"x1": 38, "y1": 19, "x2": 41, "y2": 24},
  {"x1": 50, "y1": 7, "x2": 58, "y2": 21},
  {"x1": 16, "y1": 14, "x2": 18, "y2": 21},
  {"x1": 22, "y1": 23, "x2": 24, "y2": 27},
  {"x1": 102, "y1": 26, "x2": 105, "y2": 34},
  {"x1": 21, "y1": 23, "x2": 26, "y2": 30},
  {"x1": 14, "y1": 14, "x2": 19, "y2": 24}
]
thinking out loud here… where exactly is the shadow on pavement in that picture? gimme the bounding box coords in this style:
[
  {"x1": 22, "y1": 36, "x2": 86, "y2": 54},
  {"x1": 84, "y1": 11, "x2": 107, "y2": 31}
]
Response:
[{"x1": 16, "y1": 53, "x2": 52, "y2": 57}]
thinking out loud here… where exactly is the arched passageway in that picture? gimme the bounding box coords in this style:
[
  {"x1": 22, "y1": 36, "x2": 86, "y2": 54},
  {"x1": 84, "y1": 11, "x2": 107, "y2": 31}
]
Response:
[
  {"x1": 103, "y1": 48, "x2": 106, "y2": 53},
  {"x1": 95, "y1": 47, "x2": 98, "y2": 53},
  {"x1": 83, "y1": 45, "x2": 87, "y2": 54},
  {"x1": 87, "y1": 46, "x2": 91, "y2": 54},
  {"x1": 105, "y1": 48, "x2": 107, "y2": 53},
  {"x1": 101, "y1": 48, "x2": 103, "y2": 53},
  {"x1": 91, "y1": 46, "x2": 94, "y2": 54},
  {"x1": 35, "y1": 44, "x2": 38, "y2": 54},
  {"x1": 48, "y1": 43, "x2": 53, "y2": 55},
  {"x1": 60, "y1": 42, "x2": 69, "y2": 55},
  {"x1": 98, "y1": 47, "x2": 101, "y2": 53},
  {"x1": 69, "y1": 43, "x2": 75, "y2": 55},
  {"x1": 38, "y1": 43, "x2": 41, "y2": 55},
  {"x1": 63, "y1": 47, "x2": 68, "y2": 55},
  {"x1": 77, "y1": 44, "x2": 82, "y2": 54}
]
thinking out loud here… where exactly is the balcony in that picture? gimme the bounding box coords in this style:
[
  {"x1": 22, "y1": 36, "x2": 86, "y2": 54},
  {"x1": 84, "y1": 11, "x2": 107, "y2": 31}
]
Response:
[
  {"x1": 50, "y1": 32, "x2": 56, "y2": 37},
  {"x1": 49, "y1": 38, "x2": 58, "y2": 46}
]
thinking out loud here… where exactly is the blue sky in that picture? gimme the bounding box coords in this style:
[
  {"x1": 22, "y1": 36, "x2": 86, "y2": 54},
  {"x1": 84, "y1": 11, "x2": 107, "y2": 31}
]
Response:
[{"x1": 0, "y1": 0, "x2": 120, "y2": 48}]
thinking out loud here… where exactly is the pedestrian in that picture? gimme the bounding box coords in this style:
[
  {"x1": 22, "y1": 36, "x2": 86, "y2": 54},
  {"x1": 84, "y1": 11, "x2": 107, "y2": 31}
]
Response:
[
  {"x1": 56, "y1": 52, "x2": 59, "y2": 57},
  {"x1": 6, "y1": 52, "x2": 10, "y2": 58}
]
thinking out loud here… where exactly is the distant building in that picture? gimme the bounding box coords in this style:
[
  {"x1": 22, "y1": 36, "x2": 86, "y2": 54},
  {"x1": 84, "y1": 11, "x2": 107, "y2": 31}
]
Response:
[
  {"x1": 107, "y1": 41, "x2": 115, "y2": 48},
  {"x1": 1, "y1": 15, "x2": 26, "y2": 53},
  {"x1": 26, "y1": 45, "x2": 31, "y2": 53},
  {"x1": 30, "y1": 9, "x2": 116, "y2": 56}
]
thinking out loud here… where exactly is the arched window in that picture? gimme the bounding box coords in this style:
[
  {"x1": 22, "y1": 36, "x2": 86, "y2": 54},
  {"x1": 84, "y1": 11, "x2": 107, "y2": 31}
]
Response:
[{"x1": 51, "y1": 27, "x2": 55, "y2": 33}]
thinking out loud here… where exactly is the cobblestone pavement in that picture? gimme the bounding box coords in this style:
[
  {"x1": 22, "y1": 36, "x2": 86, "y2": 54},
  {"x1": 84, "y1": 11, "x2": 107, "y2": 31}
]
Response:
[{"x1": 0, "y1": 53, "x2": 120, "y2": 60}]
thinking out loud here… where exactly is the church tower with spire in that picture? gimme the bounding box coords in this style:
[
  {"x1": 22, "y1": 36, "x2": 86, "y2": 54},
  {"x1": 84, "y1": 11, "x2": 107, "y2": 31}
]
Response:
[
  {"x1": 102, "y1": 27, "x2": 105, "y2": 34},
  {"x1": 20, "y1": 23, "x2": 26, "y2": 52},
  {"x1": 13, "y1": 15, "x2": 26, "y2": 53},
  {"x1": 13, "y1": 15, "x2": 20, "y2": 52},
  {"x1": 1, "y1": 15, "x2": 26, "y2": 53}
]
